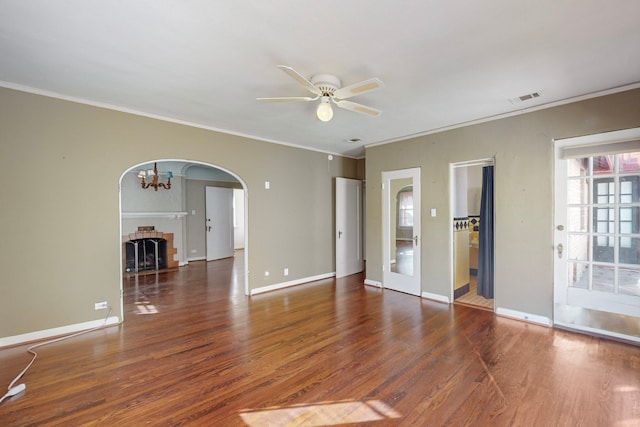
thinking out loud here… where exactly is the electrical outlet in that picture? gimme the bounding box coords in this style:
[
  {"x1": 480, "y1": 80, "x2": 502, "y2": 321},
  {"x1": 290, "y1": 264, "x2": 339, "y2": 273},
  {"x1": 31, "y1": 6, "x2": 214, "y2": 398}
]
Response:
[
  {"x1": 94, "y1": 301, "x2": 108, "y2": 310},
  {"x1": 264, "y1": 271, "x2": 270, "y2": 277},
  {"x1": 284, "y1": 268, "x2": 289, "y2": 276}
]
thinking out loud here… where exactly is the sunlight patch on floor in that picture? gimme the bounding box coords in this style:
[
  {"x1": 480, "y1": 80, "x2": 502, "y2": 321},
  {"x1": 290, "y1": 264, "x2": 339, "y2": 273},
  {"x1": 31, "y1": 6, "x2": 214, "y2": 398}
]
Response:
[
  {"x1": 239, "y1": 399, "x2": 401, "y2": 426},
  {"x1": 134, "y1": 302, "x2": 159, "y2": 314}
]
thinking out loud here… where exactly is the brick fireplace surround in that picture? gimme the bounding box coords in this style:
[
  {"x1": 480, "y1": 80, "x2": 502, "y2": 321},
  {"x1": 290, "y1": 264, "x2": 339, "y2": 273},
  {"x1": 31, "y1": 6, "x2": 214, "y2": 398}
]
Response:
[{"x1": 122, "y1": 231, "x2": 178, "y2": 273}]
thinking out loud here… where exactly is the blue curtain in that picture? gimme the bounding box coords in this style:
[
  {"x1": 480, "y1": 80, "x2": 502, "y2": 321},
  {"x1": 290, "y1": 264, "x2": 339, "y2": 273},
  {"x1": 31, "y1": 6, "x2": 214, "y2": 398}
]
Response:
[{"x1": 477, "y1": 166, "x2": 494, "y2": 299}]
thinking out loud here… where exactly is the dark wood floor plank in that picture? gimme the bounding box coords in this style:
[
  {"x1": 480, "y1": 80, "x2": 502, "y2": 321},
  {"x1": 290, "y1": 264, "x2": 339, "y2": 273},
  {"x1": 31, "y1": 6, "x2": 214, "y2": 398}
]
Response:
[{"x1": 1, "y1": 255, "x2": 639, "y2": 426}]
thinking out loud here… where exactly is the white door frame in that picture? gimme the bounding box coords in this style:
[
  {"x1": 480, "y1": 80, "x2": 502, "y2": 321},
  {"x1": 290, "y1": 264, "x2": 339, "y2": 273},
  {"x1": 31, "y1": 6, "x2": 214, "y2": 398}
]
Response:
[{"x1": 449, "y1": 159, "x2": 495, "y2": 305}]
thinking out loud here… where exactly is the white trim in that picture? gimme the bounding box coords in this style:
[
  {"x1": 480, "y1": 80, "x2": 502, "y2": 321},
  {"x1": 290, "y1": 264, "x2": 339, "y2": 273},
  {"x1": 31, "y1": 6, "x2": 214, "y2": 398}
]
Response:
[
  {"x1": 496, "y1": 307, "x2": 552, "y2": 327},
  {"x1": 187, "y1": 256, "x2": 206, "y2": 262},
  {"x1": 364, "y1": 279, "x2": 382, "y2": 288},
  {"x1": 421, "y1": 292, "x2": 450, "y2": 304},
  {"x1": 366, "y1": 82, "x2": 640, "y2": 150},
  {"x1": 450, "y1": 158, "x2": 495, "y2": 169},
  {"x1": 250, "y1": 273, "x2": 336, "y2": 295},
  {"x1": 0, "y1": 316, "x2": 120, "y2": 348},
  {"x1": 553, "y1": 126, "x2": 640, "y2": 146},
  {"x1": 121, "y1": 211, "x2": 188, "y2": 219},
  {"x1": 554, "y1": 321, "x2": 640, "y2": 344},
  {"x1": 449, "y1": 158, "x2": 495, "y2": 306},
  {"x1": 555, "y1": 127, "x2": 640, "y2": 159}
]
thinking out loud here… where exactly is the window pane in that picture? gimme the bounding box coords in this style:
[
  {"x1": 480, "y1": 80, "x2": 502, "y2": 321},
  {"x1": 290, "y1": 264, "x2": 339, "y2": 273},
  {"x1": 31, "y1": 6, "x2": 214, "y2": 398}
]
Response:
[
  {"x1": 567, "y1": 178, "x2": 588, "y2": 204},
  {"x1": 619, "y1": 153, "x2": 640, "y2": 173},
  {"x1": 568, "y1": 207, "x2": 588, "y2": 232},
  {"x1": 618, "y1": 237, "x2": 640, "y2": 265},
  {"x1": 568, "y1": 158, "x2": 589, "y2": 177},
  {"x1": 619, "y1": 207, "x2": 632, "y2": 222},
  {"x1": 619, "y1": 176, "x2": 639, "y2": 203},
  {"x1": 592, "y1": 265, "x2": 614, "y2": 292},
  {"x1": 593, "y1": 236, "x2": 614, "y2": 262},
  {"x1": 618, "y1": 207, "x2": 638, "y2": 234},
  {"x1": 593, "y1": 155, "x2": 614, "y2": 174},
  {"x1": 568, "y1": 234, "x2": 589, "y2": 261},
  {"x1": 569, "y1": 262, "x2": 589, "y2": 289},
  {"x1": 593, "y1": 178, "x2": 614, "y2": 205},
  {"x1": 619, "y1": 267, "x2": 640, "y2": 296}
]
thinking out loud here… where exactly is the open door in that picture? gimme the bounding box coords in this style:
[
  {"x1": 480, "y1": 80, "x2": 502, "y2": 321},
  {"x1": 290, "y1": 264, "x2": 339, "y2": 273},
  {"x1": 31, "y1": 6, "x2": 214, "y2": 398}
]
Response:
[
  {"x1": 336, "y1": 177, "x2": 363, "y2": 278},
  {"x1": 205, "y1": 186, "x2": 234, "y2": 261},
  {"x1": 382, "y1": 168, "x2": 421, "y2": 296}
]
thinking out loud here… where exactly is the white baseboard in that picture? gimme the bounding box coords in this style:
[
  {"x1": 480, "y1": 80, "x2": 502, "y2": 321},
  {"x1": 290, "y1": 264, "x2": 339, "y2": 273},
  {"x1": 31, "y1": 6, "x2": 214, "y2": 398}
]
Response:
[
  {"x1": 0, "y1": 316, "x2": 121, "y2": 348},
  {"x1": 251, "y1": 273, "x2": 336, "y2": 295},
  {"x1": 496, "y1": 307, "x2": 552, "y2": 327},
  {"x1": 187, "y1": 256, "x2": 206, "y2": 262},
  {"x1": 422, "y1": 292, "x2": 450, "y2": 304},
  {"x1": 364, "y1": 279, "x2": 382, "y2": 288}
]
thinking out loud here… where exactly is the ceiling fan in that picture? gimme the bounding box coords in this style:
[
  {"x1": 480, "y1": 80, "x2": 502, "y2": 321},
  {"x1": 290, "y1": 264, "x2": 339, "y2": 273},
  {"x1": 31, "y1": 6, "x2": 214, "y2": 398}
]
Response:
[{"x1": 257, "y1": 65, "x2": 384, "y2": 122}]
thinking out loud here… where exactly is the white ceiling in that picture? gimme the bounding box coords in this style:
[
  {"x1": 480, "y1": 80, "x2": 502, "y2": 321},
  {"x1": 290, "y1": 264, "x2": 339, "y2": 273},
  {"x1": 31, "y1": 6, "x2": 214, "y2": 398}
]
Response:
[{"x1": 1, "y1": 1, "x2": 639, "y2": 158}]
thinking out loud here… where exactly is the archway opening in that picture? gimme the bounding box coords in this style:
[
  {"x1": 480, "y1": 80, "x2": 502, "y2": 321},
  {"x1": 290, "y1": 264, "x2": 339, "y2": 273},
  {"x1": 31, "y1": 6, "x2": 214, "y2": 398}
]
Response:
[{"x1": 118, "y1": 159, "x2": 249, "y2": 320}]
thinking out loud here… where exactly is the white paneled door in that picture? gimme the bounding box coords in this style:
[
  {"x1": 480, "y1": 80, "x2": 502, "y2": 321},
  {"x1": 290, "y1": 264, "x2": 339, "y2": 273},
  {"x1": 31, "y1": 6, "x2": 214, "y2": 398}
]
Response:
[
  {"x1": 205, "y1": 186, "x2": 234, "y2": 261},
  {"x1": 336, "y1": 177, "x2": 363, "y2": 278}
]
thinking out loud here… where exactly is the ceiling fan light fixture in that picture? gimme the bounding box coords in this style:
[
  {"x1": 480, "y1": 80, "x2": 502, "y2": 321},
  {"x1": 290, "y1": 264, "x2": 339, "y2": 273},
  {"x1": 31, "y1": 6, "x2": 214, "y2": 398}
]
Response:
[{"x1": 316, "y1": 96, "x2": 333, "y2": 122}]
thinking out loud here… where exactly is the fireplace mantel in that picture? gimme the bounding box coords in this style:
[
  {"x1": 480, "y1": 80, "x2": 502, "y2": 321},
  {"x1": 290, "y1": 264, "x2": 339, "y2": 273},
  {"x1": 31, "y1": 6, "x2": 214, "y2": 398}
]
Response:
[{"x1": 122, "y1": 211, "x2": 188, "y2": 219}]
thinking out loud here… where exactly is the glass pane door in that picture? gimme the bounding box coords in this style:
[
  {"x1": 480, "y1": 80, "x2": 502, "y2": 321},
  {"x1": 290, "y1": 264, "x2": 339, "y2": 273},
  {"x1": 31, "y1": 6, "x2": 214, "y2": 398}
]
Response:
[{"x1": 567, "y1": 154, "x2": 640, "y2": 298}]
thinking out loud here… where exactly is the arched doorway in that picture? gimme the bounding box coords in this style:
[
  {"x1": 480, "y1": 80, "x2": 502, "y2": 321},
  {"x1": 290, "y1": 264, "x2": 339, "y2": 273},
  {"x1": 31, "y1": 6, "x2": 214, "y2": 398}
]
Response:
[{"x1": 118, "y1": 159, "x2": 248, "y2": 320}]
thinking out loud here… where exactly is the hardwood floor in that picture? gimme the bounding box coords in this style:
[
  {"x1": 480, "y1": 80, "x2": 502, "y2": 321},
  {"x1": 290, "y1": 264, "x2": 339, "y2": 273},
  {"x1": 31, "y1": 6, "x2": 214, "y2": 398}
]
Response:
[{"x1": 1, "y1": 255, "x2": 639, "y2": 426}]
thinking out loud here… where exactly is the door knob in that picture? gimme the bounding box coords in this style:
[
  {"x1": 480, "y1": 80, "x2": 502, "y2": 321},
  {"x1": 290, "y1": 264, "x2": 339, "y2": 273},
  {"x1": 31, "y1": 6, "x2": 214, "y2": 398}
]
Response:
[
  {"x1": 557, "y1": 243, "x2": 563, "y2": 259},
  {"x1": 338, "y1": 231, "x2": 343, "y2": 239}
]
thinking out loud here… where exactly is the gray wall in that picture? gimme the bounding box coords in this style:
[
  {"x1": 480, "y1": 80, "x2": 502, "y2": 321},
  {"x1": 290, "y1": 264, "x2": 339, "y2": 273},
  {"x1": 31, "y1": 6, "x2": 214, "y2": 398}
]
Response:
[
  {"x1": 0, "y1": 87, "x2": 358, "y2": 338},
  {"x1": 366, "y1": 88, "x2": 640, "y2": 320}
]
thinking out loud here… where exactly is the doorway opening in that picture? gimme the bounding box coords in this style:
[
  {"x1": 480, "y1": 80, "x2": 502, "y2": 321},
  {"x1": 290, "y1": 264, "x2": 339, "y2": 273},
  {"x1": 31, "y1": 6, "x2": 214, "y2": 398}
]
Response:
[
  {"x1": 119, "y1": 159, "x2": 249, "y2": 321},
  {"x1": 450, "y1": 159, "x2": 494, "y2": 310}
]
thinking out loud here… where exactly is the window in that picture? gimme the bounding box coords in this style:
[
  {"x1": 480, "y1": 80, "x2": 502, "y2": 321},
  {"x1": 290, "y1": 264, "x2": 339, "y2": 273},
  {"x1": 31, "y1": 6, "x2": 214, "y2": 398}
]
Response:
[{"x1": 397, "y1": 188, "x2": 413, "y2": 227}]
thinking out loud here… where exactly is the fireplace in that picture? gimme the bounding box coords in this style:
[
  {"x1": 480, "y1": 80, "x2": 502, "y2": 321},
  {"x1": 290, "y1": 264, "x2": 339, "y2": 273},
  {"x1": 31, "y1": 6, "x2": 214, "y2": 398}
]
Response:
[
  {"x1": 122, "y1": 229, "x2": 178, "y2": 273},
  {"x1": 125, "y1": 238, "x2": 167, "y2": 272}
]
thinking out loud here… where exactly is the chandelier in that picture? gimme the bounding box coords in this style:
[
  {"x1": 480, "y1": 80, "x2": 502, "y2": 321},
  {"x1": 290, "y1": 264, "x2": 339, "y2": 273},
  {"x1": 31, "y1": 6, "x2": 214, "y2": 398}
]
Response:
[{"x1": 138, "y1": 162, "x2": 172, "y2": 191}]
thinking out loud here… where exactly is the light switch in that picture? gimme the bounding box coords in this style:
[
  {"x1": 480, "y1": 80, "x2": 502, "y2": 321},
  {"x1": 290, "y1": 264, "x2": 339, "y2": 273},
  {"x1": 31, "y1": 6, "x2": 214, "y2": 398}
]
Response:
[
  {"x1": 431, "y1": 208, "x2": 437, "y2": 217},
  {"x1": 265, "y1": 181, "x2": 270, "y2": 189}
]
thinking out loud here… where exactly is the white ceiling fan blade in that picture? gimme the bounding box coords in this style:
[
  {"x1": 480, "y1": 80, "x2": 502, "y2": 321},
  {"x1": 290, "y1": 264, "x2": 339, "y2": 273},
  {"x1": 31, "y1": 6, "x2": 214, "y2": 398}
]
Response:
[
  {"x1": 333, "y1": 99, "x2": 382, "y2": 117},
  {"x1": 257, "y1": 96, "x2": 318, "y2": 102},
  {"x1": 333, "y1": 77, "x2": 384, "y2": 100},
  {"x1": 277, "y1": 65, "x2": 322, "y2": 96}
]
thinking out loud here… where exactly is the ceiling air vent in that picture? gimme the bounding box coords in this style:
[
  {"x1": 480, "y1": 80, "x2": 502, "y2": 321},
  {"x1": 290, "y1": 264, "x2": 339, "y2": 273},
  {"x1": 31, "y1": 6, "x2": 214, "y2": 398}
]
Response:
[{"x1": 508, "y1": 90, "x2": 542, "y2": 104}]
